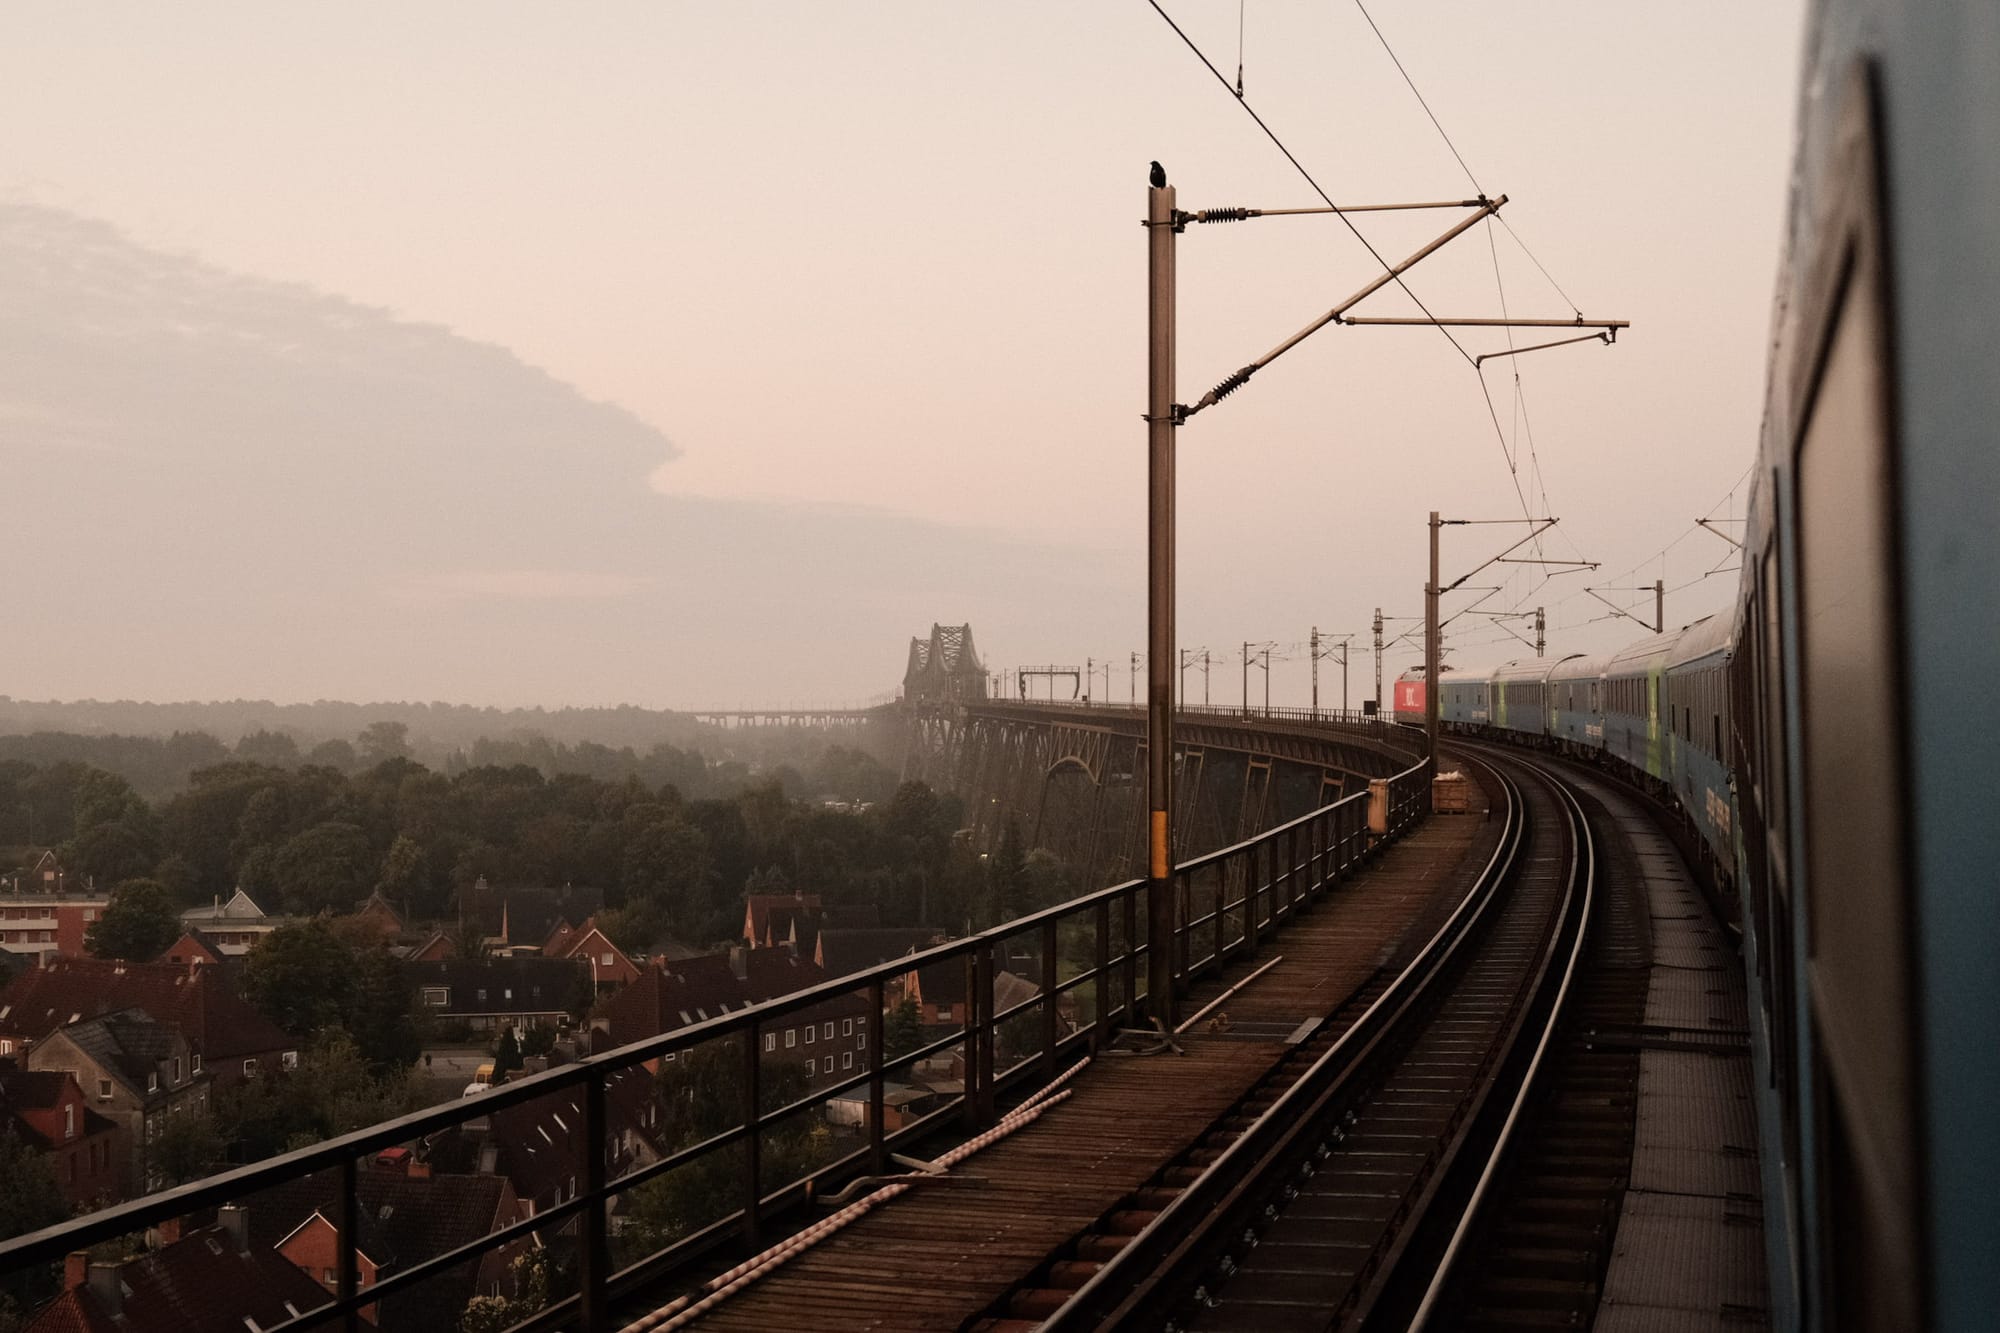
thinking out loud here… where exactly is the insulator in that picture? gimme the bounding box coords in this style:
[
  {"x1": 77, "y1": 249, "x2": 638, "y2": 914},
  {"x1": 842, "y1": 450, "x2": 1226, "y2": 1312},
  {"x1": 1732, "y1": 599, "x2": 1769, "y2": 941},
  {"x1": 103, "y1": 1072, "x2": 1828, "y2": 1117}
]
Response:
[
  {"x1": 1200, "y1": 206, "x2": 1252, "y2": 223},
  {"x1": 1210, "y1": 366, "x2": 1256, "y2": 401}
]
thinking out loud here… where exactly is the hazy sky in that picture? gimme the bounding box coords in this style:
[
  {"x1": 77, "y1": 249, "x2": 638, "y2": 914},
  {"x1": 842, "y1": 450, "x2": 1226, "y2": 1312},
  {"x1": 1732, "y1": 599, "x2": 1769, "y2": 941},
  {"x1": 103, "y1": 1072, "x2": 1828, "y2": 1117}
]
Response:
[{"x1": 2, "y1": 3, "x2": 1802, "y2": 709}]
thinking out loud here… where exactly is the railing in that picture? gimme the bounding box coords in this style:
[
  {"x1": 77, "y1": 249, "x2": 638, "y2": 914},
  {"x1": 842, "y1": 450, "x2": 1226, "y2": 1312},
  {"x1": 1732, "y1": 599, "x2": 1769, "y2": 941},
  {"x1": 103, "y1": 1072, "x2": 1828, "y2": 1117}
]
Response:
[
  {"x1": 0, "y1": 756, "x2": 1431, "y2": 1333},
  {"x1": 974, "y1": 699, "x2": 1425, "y2": 753}
]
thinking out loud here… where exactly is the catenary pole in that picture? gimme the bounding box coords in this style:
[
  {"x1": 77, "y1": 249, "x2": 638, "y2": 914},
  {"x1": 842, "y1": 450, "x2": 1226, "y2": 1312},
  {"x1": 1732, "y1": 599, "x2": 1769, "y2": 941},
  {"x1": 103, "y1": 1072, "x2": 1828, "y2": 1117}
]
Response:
[{"x1": 1145, "y1": 175, "x2": 1178, "y2": 1026}]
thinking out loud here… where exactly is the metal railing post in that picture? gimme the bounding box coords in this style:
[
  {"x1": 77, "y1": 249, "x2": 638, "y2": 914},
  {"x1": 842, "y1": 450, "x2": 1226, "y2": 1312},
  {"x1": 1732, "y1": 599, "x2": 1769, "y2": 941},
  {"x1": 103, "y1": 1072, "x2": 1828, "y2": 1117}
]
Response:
[
  {"x1": 1094, "y1": 898, "x2": 1112, "y2": 1046},
  {"x1": 1041, "y1": 919, "x2": 1059, "y2": 1082},
  {"x1": 581, "y1": 1069, "x2": 608, "y2": 1330},
  {"x1": 1123, "y1": 889, "x2": 1139, "y2": 1017},
  {"x1": 1245, "y1": 842, "x2": 1262, "y2": 954},
  {"x1": 741, "y1": 1026, "x2": 762, "y2": 1248},
  {"x1": 335, "y1": 1155, "x2": 359, "y2": 1333},
  {"x1": 1213, "y1": 862, "x2": 1226, "y2": 964},
  {"x1": 977, "y1": 943, "x2": 997, "y2": 1124},
  {"x1": 868, "y1": 980, "x2": 886, "y2": 1174}
]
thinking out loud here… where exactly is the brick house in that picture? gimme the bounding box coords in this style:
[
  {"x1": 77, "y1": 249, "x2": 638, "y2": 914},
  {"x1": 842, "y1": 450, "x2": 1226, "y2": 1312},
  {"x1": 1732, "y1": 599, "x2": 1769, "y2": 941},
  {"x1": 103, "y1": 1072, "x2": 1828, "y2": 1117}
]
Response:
[
  {"x1": 404, "y1": 956, "x2": 590, "y2": 1033},
  {"x1": 25, "y1": 1208, "x2": 327, "y2": 1333},
  {"x1": 0, "y1": 1068, "x2": 122, "y2": 1209},
  {"x1": 250, "y1": 1154, "x2": 526, "y2": 1329},
  {"x1": 541, "y1": 917, "x2": 641, "y2": 992},
  {"x1": 0, "y1": 956, "x2": 296, "y2": 1084},
  {"x1": 177, "y1": 888, "x2": 286, "y2": 956},
  {"x1": 26, "y1": 1009, "x2": 209, "y2": 1195},
  {"x1": 593, "y1": 952, "x2": 870, "y2": 1098},
  {"x1": 0, "y1": 851, "x2": 109, "y2": 962}
]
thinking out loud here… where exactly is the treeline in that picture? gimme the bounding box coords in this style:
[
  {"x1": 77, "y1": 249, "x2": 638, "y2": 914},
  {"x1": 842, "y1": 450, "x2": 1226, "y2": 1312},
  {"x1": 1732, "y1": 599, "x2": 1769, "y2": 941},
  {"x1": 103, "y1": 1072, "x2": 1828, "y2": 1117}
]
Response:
[
  {"x1": 0, "y1": 741, "x2": 1067, "y2": 950},
  {"x1": 0, "y1": 696, "x2": 719, "y2": 753},
  {"x1": 0, "y1": 720, "x2": 900, "y2": 807}
]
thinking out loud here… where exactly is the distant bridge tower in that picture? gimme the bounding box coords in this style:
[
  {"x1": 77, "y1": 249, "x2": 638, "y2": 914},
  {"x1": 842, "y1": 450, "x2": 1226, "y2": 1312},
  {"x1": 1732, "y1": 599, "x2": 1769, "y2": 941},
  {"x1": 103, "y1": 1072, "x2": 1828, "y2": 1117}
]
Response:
[{"x1": 902, "y1": 624, "x2": 988, "y2": 705}]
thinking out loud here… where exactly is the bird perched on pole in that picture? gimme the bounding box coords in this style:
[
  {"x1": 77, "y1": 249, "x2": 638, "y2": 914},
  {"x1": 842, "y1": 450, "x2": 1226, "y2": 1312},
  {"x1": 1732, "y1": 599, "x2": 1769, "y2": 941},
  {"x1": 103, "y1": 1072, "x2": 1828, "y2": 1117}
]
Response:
[{"x1": 1149, "y1": 160, "x2": 1166, "y2": 188}]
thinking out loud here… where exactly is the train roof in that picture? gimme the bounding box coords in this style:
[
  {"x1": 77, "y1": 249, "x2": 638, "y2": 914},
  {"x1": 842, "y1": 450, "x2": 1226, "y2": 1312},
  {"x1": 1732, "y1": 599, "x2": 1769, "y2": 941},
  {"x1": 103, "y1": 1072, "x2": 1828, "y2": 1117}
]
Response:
[
  {"x1": 1664, "y1": 613, "x2": 1733, "y2": 666},
  {"x1": 1492, "y1": 655, "x2": 1578, "y2": 684},
  {"x1": 1548, "y1": 653, "x2": 1612, "y2": 682},
  {"x1": 1603, "y1": 614, "x2": 1732, "y2": 676}
]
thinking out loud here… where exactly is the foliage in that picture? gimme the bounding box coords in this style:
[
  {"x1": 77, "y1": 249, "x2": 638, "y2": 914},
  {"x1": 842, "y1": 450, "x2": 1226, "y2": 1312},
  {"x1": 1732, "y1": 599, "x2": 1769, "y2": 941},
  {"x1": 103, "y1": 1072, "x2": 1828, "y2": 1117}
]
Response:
[
  {"x1": 458, "y1": 1248, "x2": 553, "y2": 1333},
  {"x1": 492, "y1": 1028, "x2": 523, "y2": 1080},
  {"x1": 151, "y1": 1114, "x2": 226, "y2": 1187},
  {"x1": 987, "y1": 818, "x2": 1028, "y2": 926},
  {"x1": 215, "y1": 1031, "x2": 431, "y2": 1159},
  {"x1": 85, "y1": 878, "x2": 181, "y2": 961},
  {"x1": 241, "y1": 922, "x2": 420, "y2": 1074},
  {"x1": 884, "y1": 997, "x2": 924, "y2": 1062},
  {"x1": 242, "y1": 920, "x2": 360, "y2": 1036},
  {"x1": 0, "y1": 1125, "x2": 67, "y2": 1243}
]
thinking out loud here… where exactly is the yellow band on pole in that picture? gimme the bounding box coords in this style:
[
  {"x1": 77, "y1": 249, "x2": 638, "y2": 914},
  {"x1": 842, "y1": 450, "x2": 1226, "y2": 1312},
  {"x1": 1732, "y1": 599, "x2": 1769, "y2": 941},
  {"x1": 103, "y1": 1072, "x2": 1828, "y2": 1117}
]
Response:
[{"x1": 1150, "y1": 811, "x2": 1170, "y2": 879}]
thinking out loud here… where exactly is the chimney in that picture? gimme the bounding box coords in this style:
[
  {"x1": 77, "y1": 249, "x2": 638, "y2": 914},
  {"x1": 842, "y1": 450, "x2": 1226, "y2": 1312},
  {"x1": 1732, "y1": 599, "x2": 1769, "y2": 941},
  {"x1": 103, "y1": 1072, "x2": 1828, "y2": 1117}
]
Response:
[
  {"x1": 86, "y1": 1262, "x2": 123, "y2": 1316},
  {"x1": 64, "y1": 1251, "x2": 89, "y2": 1292},
  {"x1": 217, "y1": 1204, "x2": 249, "y2": 1252}
]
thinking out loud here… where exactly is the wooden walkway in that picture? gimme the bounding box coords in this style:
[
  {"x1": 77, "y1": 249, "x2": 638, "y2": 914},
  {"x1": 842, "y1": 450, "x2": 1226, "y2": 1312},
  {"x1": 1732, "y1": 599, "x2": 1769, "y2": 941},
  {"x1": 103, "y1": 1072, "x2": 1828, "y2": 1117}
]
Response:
[{"x1": 659, "y1": 788, "x2": 1499, "y2": 1332}]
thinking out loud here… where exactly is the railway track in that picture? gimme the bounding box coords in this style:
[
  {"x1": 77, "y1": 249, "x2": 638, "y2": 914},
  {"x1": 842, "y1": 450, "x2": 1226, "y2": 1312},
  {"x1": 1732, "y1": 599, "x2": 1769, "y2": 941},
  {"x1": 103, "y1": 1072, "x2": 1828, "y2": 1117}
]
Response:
[{"x1": 966, "y1": 752, "x2": 1599, "y2": 1331}]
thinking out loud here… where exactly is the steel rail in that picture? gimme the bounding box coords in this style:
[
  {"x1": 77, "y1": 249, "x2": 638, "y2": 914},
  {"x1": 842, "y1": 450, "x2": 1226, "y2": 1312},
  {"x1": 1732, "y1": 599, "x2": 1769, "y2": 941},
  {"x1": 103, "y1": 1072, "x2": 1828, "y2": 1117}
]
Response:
[
  {"x1": 1038, "y1": 754, "x2": 1525, "y2": 1330},
  {"x1": 1408, "y1": 755, "x2": 1597, "y2": 1329}
]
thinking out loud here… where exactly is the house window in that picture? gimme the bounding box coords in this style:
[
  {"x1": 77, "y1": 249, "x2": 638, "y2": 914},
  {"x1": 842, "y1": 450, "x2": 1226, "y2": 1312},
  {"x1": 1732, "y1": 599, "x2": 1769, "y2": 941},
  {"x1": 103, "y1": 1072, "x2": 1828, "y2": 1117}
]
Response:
[
  {"x1": 842, "y1": 1052, "x2": 853, "y2": 1071},
  {"x1": 785, "y1": 1030, "x2": 797, "y2": 1049},
  {"x1": 805, "y1": 1026, "x2": 815, "y2": 1045},
  {"x1": 504, "y1": 989, "x2": 513, "y2": 1001},
  {"x1": 936, "y1": 1006, "x2": 951, "y2": 1021},
  {"x1": 764, "y1": 1033, "x2": 776, "y2": 1053},
  {"x1": 806, "y1": 1058, "x2": 816, "y2": 1076},
  {"x1": 422, "y1": 987, "x2": 449, "y2": 1007},
  {"x1": 601, "y1": 952, "x2": 614, "y2": 967},
  {"x1": 823, "y1": 1022, "x2": 833, "y2": 1041},
  {"x1": 147, "y1": 1073, "x2": 158, "y2": 1092},
  {"x1": 192, "y1": 1052, "x2": 202, "y2": 1074},
  {"x1": 477, "y1": 989, "x2": 488, "y2": 1004},
  {"x1": 64, "y1": 1104, "x2": 75, "y2": 1139},
  {"x1": 0, "y1": 1040, "x2": 10, "y2": 1056},
  {"x1": 842, "y1": 1019, "x2": 853, "y2": 1037},
  {"x1": 243, "y1": 1058, "x2": 259, "y2": 1076},
  {"x1": 97, "y1": 1079, "x2": 111, "y2": 1100},
  {"x1": 172, "y1": 1057, "x2": 182, "y2": 1083},
  {"x1": 858, "y1": 1031, "x2": 866, "y2": 1050},
  {"x1": 281, "y1": 1051, "x2": 298, "y2": 1070}
]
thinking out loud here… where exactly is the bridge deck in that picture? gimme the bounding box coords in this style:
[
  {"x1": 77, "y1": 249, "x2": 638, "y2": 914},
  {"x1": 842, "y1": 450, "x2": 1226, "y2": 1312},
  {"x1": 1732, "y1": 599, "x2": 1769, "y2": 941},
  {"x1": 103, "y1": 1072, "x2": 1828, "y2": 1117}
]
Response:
[{"x1": 642, "y1": 778, "x2": 1498, "y2": 1332}]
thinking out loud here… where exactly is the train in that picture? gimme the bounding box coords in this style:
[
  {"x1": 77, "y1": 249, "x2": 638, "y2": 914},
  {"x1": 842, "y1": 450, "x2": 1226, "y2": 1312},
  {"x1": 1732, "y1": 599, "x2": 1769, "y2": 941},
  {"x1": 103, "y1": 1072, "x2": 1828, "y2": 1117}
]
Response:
[{"x1": 1395, "y1": 6, "x2": 1998, "y2": 1327}]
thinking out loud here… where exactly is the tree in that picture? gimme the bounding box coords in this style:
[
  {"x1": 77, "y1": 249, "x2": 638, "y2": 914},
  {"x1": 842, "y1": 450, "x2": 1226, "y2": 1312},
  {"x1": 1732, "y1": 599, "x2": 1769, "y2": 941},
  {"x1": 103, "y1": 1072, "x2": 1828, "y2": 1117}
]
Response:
[
  {"x1": 884, "y1": 997, "x2": 924, "y2": 1062},
  {"x1": 85, "y1": 879, "x2": 181, "y2": 961},
  {"x1": 234, "y1": 730, "x2": 301, "y2": 767},
  {"x1": 347, "y1": 948, "x2": 421, "y2": 1075},
  {"x1": 63, "y1": 817, "x2": 161, "y2": 885},
  {"x1": 268, "y1": 821, "x2": 373, "y2": 915},
  {"x1": 987, "y1": 818, "x2": 1028, "y2": 925},
  {"x1": 242, "y1": 920, "x2": 356, "y2": 1037},
  {"x1": 376, "y1": 834, "x2": 429, "y2": 904},
  {"x1": 305, "y1": 738, "x2": 357, "y2": 771},
  {"x1": 492, "y1": 1028, "x2": 523, "y2": 1081},
  {"x1": 451, "y1": 918, "x2": 491, "y2": 962},
  {"x1": 151, "y1": 1114, "x2": 225, "y2": 1187},
  {"x1": 0, "y1": 1125, "x2": 66, "y2": 1243},
  {"x1": 458, "y1": 1249, "x2": 552, "y2": 1333}
]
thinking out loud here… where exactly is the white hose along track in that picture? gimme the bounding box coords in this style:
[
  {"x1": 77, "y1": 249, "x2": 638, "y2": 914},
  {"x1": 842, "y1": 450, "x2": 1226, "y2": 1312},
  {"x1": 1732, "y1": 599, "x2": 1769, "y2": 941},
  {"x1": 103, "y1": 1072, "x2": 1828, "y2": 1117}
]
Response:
[{"x1": 620, "y1": 1057, "x2": 1094, "y2": 1333}]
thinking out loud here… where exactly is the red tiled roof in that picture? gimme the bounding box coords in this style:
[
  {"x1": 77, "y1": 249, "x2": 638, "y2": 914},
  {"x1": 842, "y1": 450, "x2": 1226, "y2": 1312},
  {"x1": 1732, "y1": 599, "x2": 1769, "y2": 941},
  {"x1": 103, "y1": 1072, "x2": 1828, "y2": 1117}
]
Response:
[
  {"x1": 0, "y1": 958, "x2": 293, "y2": 1057},
  {"x1": 594, "y1": 961, "x2": 754, "y2": 1050},
  {"x1": 24, "y1": 1221, "x2": 328, "y2": 1333}
]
